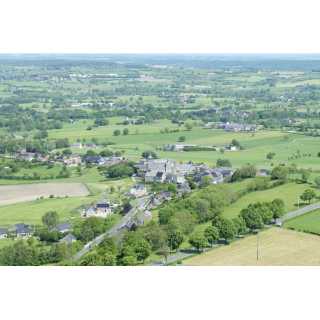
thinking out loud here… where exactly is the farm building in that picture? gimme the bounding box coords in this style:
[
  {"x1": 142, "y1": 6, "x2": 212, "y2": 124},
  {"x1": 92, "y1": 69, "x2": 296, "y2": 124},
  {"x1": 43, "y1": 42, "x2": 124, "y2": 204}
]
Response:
[
  {"x1": 0, "y1": 228, "x2": 8, "y2": 239},
  {"x1": 13, "y1": 223, "x2": 33, "y2": 238},
  {"x1": 129, "y1": 184, "x2": 148, "y2": 198},
  {"x1": 82, "y1": 201, "x2": 114, "y2": 218},
  {"x1": 60, "y1": 234, "x2": 77, "y2": 244},
  {"x1": 55, "y1": 222, "x2": 72, "y2": 234}
]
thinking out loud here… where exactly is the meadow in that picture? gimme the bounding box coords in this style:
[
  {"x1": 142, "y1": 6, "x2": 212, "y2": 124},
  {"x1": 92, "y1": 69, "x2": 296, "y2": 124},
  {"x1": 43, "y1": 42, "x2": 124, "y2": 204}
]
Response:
[
  {"x1": 222, "y1": 182, "x2": 312, "y2": 219},
  {"x1": 49, "y1": 118, "x2": 320, "y2": 170},
  {"x1": 284, "y1": 209, "x2": 320, "y2": 235},
  {"x1": 183, "y1": 227, "x2": 320, "y2": 266}
]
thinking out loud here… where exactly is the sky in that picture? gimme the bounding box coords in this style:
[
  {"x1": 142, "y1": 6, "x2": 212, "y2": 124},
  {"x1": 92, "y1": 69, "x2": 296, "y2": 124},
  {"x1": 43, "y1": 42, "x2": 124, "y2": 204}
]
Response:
[{"x1": 0, "y1": 0, "x2": 319, "y2": 53}]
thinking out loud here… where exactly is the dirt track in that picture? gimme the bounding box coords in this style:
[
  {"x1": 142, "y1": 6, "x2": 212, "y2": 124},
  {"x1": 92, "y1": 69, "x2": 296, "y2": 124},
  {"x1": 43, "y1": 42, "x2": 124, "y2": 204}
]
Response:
[{"x1": 0, "y1": 183, "x2": 89, "y2": 206}]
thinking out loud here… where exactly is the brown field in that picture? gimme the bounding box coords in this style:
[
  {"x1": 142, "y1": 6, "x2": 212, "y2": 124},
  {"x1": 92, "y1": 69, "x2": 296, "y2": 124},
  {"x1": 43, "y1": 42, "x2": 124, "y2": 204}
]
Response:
[
  {"x1": 183, "y1": 227, "x2": 320, "y2": 266},
  {"x1": 0, "y1": 183, "x2": 89, "y2": 206}
]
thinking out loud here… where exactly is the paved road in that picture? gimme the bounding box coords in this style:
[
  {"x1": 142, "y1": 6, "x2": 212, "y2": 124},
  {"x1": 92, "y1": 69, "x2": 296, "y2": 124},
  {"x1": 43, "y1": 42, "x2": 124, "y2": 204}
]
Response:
[
  {"x1": 73, "y1": 196, "x2": 151, "y2": 261},
  {"x1": 279, "y1": 202, "x2": 320, "y2": 223}
]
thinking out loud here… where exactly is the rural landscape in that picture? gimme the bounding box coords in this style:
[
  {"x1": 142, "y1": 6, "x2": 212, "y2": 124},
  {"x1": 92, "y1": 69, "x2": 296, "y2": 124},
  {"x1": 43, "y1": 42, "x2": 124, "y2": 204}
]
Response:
[{"x1": 1, "y1": 53, "x2": 320, "y2": 265}]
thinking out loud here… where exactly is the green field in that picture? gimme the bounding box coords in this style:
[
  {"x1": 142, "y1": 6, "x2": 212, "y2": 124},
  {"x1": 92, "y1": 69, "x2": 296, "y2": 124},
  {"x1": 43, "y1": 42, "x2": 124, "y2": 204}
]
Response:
[
  {"x1": 47, "y1": 119, "x2": 320, "y2": 170},
  {"x1": 284, "y1": 209, "x2": 320, "y2": 234},
  {"x1": 222, "y1": 182, "x2": 311, "y2": 219}
]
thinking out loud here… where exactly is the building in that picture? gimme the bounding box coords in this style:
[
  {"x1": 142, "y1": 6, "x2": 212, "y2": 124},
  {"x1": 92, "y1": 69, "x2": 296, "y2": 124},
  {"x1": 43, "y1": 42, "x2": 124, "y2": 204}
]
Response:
[
  {"x1": 63, "y1": 155, "x2": 82, "y2": 167},
  {"x1": 0, "y1": 228, "x2": 8, "y2": 239},
  {"x1": 60, "y1": 234, "x2": 77, "y2": 244},
  {"x1": 129, "y1": 184, "x2": 148, "y2": 198},
  {"x1": 84, "y1": 155, "x2": 106, "y2": 166},
  {"x1": 82, "y1": 201, "x2": 113, "y2": 218},
  {"x1": 55, "y1": 222, "x2": 72, "y2": 234},
  {"x1": 13, "y1": 224, "x2": 32, "y2": 238}
]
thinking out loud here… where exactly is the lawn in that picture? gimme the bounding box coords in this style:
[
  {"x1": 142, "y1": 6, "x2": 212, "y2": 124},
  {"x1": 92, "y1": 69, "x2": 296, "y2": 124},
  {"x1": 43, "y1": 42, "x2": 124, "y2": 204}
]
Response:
[
  {"x1": 222, "y1": 182, "x2": 311, "y2": 219},
  {"x1": 284, "y1": 209, "x2": 320, "y2": 235},
  {"x1": 183, "y1": 227, "x2": 320, "y2": 266}
]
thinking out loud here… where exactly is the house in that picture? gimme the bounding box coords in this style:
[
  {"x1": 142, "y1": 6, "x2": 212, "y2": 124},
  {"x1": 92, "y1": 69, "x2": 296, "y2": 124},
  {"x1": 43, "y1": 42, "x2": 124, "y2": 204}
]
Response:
[
  {"x1": 17, "y1": 151, "x2": 37, "y2": 161},
  {"x1": 129, "y1": 184, "x2": 147, "y2": 198},
  {"x1": 82, "y1": 201, "x2": 113, "y2": 218},
  {"x1": 63, "y1": 155, "x2": 82, "y2": 167},
  {"x1": 55, "y1": 222, "x2": 71, "y2": 234},
  {"x1": 14, "y1": 223, "x2": 32, "y2": 238},
  {"x1": 60, "y1": 234, "x2": 77, "y2": 244},
  {"x1": 257, "y1": 169, "x2": 270, "y2": 177},
  {"x1": 225, "y1": 145, "x2": 239, "y2": 151},
  {"x1": 70, "y1": 142, "x2": 83, "y2": 149},
  {"x1": 212, "y1": 167, "x2": 234, "y2": 179},
  {"x1": 103, "y1": 156, "x2": 125, "y2": 167},
  {"x1": 0, "y1": 228, "x2": 8, "y2": 239},
  {"x1": 84, "y1": 155, "x2": 106, "y2": 165}
]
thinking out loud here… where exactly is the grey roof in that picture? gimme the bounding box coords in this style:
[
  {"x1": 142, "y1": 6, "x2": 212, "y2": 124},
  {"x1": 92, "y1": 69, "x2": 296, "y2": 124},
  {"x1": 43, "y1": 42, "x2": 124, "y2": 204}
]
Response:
[
  {"x1": 56, "y1": 222, "x2": 71, "y2": 232},
  {"x1": 60, "y1": 234, "x2": 76, "y2": 244},
  {"x1": 0, "y1": 228, "x2": 8, "y2": 235},
  {"x1": 14, "y1": 223, "x2": 32, "y2": 235}
]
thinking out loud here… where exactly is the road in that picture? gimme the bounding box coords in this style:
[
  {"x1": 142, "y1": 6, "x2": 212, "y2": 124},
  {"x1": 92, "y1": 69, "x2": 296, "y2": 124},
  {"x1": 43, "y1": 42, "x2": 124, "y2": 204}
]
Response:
[
  {"x1": 279, "y1": 202, "x2": 320, "y2": 223},
  {"x1": 73, "y1": 195, "x2": 151, "y2": 261}
]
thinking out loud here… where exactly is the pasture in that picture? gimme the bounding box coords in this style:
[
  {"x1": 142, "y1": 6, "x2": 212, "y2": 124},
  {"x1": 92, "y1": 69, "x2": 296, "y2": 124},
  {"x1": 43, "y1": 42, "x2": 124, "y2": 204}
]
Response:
[
  {"x1": 183, "y1": 227, "x2": 320, "y2": 266},
  {"x1": 0, "y1": 195, "x2": 96, "y2": 226},
  {"x1": 284, "y1": 209, "x2": 320, "y2": 235},
  {"x1": 0, "y1": 183, "x2": 89, "y2": 206},
  {"x1": 222, "y1": 182, "x2": 311, "y2": 219},
  {"x1": 48, "y1": 119, "x2": 320, "y2": 169}
]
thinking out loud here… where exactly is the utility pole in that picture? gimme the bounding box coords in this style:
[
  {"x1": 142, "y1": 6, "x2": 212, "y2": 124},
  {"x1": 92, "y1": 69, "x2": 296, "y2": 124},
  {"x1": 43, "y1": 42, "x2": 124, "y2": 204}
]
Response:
[{"x1": 256, "y1": 232, "x2": 260, "y2": 261}]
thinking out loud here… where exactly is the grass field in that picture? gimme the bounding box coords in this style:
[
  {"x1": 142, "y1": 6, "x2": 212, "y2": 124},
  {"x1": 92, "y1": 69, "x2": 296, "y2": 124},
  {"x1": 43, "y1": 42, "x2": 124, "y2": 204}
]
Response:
[
  {"x1": 0, "y1": 183, "x2": 89, "y2": 206},
  {"x1": 183, "y1": 227, "x2": 320, "y2": 266},
  {"x1": 284, "y1": 209, "x2": 320, "y2": 234},
  {"x1": 48, "y1": 120, "x2": 320, "y2": 169},
  {"x1": 222, "y1": 182, "x2": 311, "y2": 219},
  {"x1": 0, "y1": 195, "x2": 98, "y2": 226}
]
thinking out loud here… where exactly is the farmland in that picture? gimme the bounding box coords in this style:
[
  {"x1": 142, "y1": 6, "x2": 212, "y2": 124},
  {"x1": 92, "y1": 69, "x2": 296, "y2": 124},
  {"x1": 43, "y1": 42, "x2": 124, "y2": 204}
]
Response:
[
  {"x1": 183, "y1": 227, "x2": 320, "y2": 266},
  {"x1": 222, "y1": 182, "x2": 312, "y2": 219},
  {"x1": 0, "y1": 183, "x2": 89, "y2": 206},
  {"x1": 1, "y1": 54, "x2": 320, "y2": 266},
  {"x1": 284, "y1": 209, "x2": 320, "y2": 235}
]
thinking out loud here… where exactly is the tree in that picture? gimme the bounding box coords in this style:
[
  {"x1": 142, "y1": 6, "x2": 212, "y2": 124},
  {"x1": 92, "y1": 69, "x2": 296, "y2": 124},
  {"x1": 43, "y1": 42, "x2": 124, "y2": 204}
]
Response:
[
  {"x1": 141, "y1": 150, "x2": 158, "y2": 159},
  {"x1": 105, "y1": 163, "x2": 135, "y2": 178},
  {"x1": 231, "y1": 139, "x2": 241, "y2": 148},
  {"x1": 232, "y1": 216, "x2": 247, "y2": 234},
  {"x1": 178, "y1": 136, "x2": 186, "y2": 142},
  {"x1": 266, "y1": 152, "x2": 276, "y2": 160},
  {"x1": 204, "y1": 226, "x2": 219, "y2": 247},
  {"x1": 216, "y1": 159, "x2": 232, "y2": 167},
  {"x1": 314, "y1": 177, "x2": 320, "y2": 189},
  {"x1": 123, "y1": 128, "x2": 129, "y2": 135},
  {"x1": 167, "y1": 229, "x2": 184, "y2": 251},
  {"x1": 200, "y1": 175, "x2": 212, "y2": 188},
  {"x1": 271, "y1": 166, "x2": 288, "y2": 181},
  {"x1": 80, "y1": 252, "x2": 103, "y2": 266},
  {"x1": 231, "y1": 165, "x2": 256, "y2": 181},
  {"x1": 113, "y1": 129, "x2": 121, "y2": 136},
  {"x1": 301, "y1": 169, "x2": 311, "y2": 183},
  {"x1": 269, "y1": 198, "x2": 285, "y2": 219},
  {"x1": 218, "y1": 219, "x2": 236, "y2": 241},
  {"x1": 134, "y1": 239, "x2": 151, "y2": 262},
  {"x1": 185, "y1": 123, "x2": 193, "y2": 131},
  {"x1": 240, "y1": 206, "x2": 264, "y2": 230},
  {"x1": 189, "y1": 231, "x2": 207, "y2": 252},
  {"x1": 42, "y1": 211, "x2": 59, "y2": 229},
  {"x1": 300, "y1": 189, "x2": 316, "y2": 204}
]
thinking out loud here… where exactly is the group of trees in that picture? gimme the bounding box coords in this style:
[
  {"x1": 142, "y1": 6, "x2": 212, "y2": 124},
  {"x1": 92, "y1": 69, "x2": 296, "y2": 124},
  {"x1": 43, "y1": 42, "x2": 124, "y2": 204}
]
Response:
[{"x1": 104, "y1": 162, "x2": 136, "y2": 178}]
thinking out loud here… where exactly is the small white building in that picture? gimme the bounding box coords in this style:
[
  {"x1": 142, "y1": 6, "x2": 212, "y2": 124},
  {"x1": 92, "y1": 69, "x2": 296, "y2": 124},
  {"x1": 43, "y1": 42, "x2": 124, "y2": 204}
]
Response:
[
  {"x1": 82, "y1": 201, "x2": 113, "y2": 218},
  {"x1": 129, "y1": 184, "x2": 147, "y2": 198}
]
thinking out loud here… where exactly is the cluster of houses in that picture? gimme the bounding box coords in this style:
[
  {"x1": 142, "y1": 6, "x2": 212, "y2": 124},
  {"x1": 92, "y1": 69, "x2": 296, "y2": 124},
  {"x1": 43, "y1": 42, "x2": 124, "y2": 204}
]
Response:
[
  {"x1": 0, "y1": 222, "x2": 77, "y2": 244},
  {"x1": 135, "y1": 158, "x2": 235, "y2": 187},
  {"x1": 204, "y1": 122, "x2": 258, "y2": 132},
  {"x1": 83, "y1": 155, "x2": 125, "y2": 167},
  {"x1": 135, "y1": 159, "x2": 190, "y2": 185},
  {"x1": 162, "y1": 143, "x2": 239, "y2": 152}
]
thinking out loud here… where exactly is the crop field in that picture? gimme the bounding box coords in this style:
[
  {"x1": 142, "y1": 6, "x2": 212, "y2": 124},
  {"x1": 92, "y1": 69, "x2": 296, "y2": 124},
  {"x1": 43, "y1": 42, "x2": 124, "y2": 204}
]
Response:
[
  {"x1": 0, "y1": 183, "x2": 89, "y2": 206},
  {"x1": 284, "y1": 209, "x2": 320, "y2": 234},
  {"x1": 183, "y1": 227, "x2": 320, "y2": 266},
  {"x1": 222, "y1": 182, "x2": 312, "y2": 219}
]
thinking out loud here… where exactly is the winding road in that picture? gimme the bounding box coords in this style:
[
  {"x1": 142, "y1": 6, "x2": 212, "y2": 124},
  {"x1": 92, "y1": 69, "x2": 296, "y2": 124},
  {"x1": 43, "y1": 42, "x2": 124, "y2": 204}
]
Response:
[{"x1": 73, "y1": 195, "x2": 151, "y2": 261}]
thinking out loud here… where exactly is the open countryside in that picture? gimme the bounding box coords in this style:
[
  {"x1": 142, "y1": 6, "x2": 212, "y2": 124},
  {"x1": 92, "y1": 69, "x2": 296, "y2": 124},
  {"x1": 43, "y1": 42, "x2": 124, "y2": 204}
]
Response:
[
  {"x1": 183, "y1": 228, "x2": 320, "y2": 266},
  {"x1": 1, "y1": 54, "x2": 320, "y2": 266}
]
